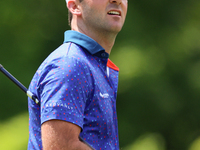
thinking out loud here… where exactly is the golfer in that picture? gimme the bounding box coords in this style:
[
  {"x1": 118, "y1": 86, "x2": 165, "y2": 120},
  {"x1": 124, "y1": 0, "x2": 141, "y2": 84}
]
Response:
[{"x1": 28, "y1": 0, "x2": 128, "y2": 149}]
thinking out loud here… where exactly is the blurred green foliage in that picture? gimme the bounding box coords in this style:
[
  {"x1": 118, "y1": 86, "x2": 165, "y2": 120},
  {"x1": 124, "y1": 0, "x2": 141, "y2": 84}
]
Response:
[
  {"x1": 1, "y1": 0, "x2": 200, "y2": 149},
  {"x1": 0, "y1": 113, "x2": 28, "y2": 150}
]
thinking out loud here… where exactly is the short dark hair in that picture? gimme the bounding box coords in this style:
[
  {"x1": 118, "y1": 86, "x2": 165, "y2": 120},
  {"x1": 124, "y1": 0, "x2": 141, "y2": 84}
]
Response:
[{"x1": 68, "y1": 0, "x2": 83, "y2": 27}]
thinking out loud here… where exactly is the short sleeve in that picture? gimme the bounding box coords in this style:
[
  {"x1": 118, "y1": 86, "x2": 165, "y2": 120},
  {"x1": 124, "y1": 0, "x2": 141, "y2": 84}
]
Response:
[{"x1": 38, "y1": 55, "x2": 92, "y2": 129}]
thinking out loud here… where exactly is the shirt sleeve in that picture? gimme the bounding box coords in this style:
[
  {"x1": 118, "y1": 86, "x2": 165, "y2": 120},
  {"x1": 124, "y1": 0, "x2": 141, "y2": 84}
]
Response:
[{"x1": 38, "y1": 54, "x2": 92, "y2": 129}]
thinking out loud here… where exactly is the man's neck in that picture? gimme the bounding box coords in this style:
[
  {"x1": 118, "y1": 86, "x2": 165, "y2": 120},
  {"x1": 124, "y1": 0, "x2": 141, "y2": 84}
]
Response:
[{"x1": 71, "y1": 22, "x2": 117, "y2": 54}]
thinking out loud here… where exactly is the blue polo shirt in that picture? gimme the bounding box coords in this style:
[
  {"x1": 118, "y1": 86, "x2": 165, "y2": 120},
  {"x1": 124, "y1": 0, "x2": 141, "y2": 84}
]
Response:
[{"x1": 28, "y1": 30, "x2": 120, "y2": 150}]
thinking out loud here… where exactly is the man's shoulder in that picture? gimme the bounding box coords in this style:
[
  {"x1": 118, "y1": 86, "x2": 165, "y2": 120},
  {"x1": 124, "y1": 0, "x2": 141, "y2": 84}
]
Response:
[
  {"x1": 39, "y1": 43, "x2": 87, "y2": 68},
  {"x1": 51, "y1": 42, "x2": 89, "y2": 61},
  {"x1": 36, "y1": 43, "x2": 92, "y2": 77}
]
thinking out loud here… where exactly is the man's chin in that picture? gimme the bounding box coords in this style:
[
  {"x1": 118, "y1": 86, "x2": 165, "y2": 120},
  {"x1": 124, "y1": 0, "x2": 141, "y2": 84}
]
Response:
[{"x1": 110, "y1": 26, "x2": 123, "y2": 33}]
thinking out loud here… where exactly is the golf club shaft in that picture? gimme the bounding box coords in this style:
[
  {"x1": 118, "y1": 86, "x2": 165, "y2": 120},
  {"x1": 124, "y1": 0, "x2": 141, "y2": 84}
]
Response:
[{"x1": 0, "y1": 64, "x2": 39, "y2": 105}]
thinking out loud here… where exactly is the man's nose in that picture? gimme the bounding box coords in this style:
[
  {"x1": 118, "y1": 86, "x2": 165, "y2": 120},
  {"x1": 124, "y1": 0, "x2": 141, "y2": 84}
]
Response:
[{"x1": 109, "y1": 0, "x2": 122, "y2": 5}]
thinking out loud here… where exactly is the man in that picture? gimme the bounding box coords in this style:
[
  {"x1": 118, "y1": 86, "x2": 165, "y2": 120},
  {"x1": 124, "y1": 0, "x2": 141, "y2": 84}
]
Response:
[{"x1": 28, "y1": 0, "x2": 128, "y2": 149}]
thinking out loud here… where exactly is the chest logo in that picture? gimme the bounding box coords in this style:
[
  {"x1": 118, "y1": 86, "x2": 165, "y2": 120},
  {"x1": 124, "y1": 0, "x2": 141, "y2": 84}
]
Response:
[{"x1": 100, "y1": 92, "x2": 109, "y2": 98}]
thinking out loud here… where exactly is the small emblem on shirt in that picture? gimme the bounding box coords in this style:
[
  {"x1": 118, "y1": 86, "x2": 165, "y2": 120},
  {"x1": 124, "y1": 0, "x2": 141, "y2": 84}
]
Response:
[{"x1": 100, "y1": 93, "x2": 109, "y2": 98}]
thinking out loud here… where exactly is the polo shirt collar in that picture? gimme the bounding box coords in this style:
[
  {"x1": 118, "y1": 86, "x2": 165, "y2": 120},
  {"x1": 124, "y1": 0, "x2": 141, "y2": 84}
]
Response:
[{"x1": 63, "y1": 30, "x2": 109, "y2": 58}]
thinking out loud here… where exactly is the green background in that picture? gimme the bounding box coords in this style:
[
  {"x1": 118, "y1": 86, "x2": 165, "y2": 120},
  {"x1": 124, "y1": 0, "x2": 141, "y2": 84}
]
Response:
[{"x1": 1, "y1": 0, "x2": 200, "y2": 149}]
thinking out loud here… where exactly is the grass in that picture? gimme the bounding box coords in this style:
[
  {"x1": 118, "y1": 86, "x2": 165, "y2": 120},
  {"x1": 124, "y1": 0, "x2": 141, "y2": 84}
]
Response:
[
  {"x1": 0, "y1": 113, "x2": 29, "y2": 150},
  {"x1": 123, "y1": 133, "x2": 166, "y2": 150}
]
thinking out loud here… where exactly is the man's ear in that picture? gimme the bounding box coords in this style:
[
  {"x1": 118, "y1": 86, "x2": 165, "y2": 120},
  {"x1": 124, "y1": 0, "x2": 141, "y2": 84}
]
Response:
[{"x1": 67, "y1": 0, "x2": 82, "y2": 16}]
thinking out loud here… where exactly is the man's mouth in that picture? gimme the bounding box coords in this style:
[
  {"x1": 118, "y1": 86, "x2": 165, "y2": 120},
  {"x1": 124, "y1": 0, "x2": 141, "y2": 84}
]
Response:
[{"x1": 107, "y1": 11, "x2": 121, "y2": 16}]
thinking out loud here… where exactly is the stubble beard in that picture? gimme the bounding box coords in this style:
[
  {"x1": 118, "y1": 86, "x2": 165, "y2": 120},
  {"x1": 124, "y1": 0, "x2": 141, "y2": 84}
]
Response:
[
  {"x1": 81, "y1": 4, "x2": 123, "y2": 41},
  {"x1": 86, "y1": 15, "x2": 122, "y2": 40}
]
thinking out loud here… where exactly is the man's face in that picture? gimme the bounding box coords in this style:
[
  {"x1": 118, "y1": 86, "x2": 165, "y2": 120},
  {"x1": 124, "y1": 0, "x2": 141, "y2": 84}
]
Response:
[{"x1": 79, "y1": 0, "x2": 128, "y2": 35}]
